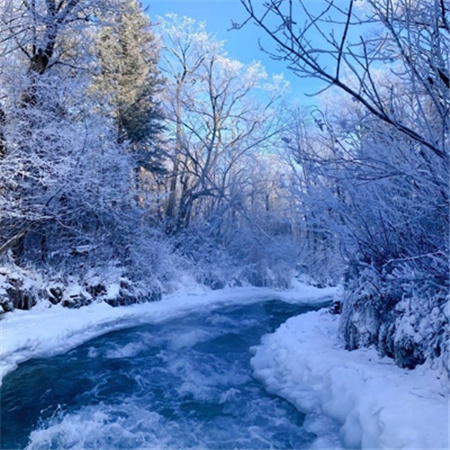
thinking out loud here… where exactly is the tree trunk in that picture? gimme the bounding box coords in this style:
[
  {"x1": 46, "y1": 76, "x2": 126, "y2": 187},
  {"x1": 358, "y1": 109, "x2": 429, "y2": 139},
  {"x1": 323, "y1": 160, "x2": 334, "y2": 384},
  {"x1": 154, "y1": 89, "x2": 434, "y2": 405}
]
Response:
[{"x1": 165, "y1": 78, "x2": 184, "y2": 231}]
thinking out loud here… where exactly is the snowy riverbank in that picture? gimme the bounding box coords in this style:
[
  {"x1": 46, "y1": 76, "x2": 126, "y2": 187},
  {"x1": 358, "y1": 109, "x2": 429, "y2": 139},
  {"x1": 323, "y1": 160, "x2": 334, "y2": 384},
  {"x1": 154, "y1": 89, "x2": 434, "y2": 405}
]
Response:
[
  {"x1": 1, "y1": 281, "x2": 448, "y2": 450},
  {"x1": 251, "y1": 309, "x2": 449, "y2": 450},
  {"x1": 0, "y1": 279, "x2": 335, "y2": 386}
]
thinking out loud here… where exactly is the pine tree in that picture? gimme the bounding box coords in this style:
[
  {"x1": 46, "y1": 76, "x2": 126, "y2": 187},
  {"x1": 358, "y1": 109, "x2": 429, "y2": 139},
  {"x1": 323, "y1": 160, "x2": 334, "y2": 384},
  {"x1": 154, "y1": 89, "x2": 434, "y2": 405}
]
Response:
[{"x1": 93, "y1": 0, "x2": 166, "y2": 176}]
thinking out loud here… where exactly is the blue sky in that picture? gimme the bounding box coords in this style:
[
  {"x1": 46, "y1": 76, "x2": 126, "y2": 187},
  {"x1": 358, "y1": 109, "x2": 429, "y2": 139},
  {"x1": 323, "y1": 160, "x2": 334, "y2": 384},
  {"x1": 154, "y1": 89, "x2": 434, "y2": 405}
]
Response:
[{"x1": 142, "y1": 0, "x2": 328, "y2": 106}]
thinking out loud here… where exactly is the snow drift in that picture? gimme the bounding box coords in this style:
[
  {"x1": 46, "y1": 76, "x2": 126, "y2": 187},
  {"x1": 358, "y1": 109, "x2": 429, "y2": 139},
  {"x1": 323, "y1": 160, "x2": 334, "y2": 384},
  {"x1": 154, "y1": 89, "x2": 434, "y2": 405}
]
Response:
[{"x1": 251, "y1": 309, "x2": 449, "y2": 450}]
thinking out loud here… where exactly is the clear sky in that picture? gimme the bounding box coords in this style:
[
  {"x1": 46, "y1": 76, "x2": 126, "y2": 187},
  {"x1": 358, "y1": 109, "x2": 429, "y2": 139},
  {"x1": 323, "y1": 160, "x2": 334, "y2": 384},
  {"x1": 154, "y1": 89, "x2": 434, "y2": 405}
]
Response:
[{"x1": 142, "y1": 0, "x2": 328, "y2": 106}]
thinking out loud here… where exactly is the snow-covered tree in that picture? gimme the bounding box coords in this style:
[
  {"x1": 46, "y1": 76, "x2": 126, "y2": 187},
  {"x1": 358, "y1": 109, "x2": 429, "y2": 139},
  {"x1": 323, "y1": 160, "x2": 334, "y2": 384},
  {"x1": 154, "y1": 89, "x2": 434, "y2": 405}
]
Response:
[
  {"x1": 92, "y1": 0, "x2": 166, "y2": 177},
  {"x1": 158, "y1": 14, "x2": 287, "y2": 233},
  {"x1": 240, "y1": 0, "x2": 449, "y2": 369},
  {"x1": 0, "y1": 0, "x2": 169, "y2": 290},
  {"x1": 0, "y1": 0, "x2": 98, "y2": 257}
]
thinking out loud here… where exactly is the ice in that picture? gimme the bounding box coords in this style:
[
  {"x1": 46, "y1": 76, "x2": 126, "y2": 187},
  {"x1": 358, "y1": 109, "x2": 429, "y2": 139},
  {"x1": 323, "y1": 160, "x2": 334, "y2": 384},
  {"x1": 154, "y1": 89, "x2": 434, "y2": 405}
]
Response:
[{"x1": 251, "y1": 309, "x2": 449, "y2": 450}]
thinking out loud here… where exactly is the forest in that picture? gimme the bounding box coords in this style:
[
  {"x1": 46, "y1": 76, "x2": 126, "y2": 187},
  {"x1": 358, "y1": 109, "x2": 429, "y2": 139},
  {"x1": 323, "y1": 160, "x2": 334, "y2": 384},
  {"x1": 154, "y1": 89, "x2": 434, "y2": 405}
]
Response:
[{"x1": 0, "y1": 0, "x2": 448, "y2": 380}]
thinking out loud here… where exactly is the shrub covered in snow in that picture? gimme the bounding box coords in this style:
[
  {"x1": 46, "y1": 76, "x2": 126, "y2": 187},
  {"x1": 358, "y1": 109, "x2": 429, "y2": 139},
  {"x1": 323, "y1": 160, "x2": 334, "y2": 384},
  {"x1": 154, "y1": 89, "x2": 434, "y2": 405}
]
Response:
[
  {"x1": 341, "y1": 263, "x2": 449, "y2": 374},
  {"x1": 171, "y1": 222, "x2": 308, "y2": 290},
  {"x1": 0, "y1": 246, "x2": 177, "y2": 314}
]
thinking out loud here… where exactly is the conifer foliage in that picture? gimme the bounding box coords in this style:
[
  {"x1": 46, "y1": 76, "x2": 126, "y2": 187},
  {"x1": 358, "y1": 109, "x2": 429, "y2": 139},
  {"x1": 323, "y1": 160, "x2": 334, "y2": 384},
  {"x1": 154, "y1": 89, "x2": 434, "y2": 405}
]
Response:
[{"x1": 93, "y1": 0, "x2": 166, "y2": 174}]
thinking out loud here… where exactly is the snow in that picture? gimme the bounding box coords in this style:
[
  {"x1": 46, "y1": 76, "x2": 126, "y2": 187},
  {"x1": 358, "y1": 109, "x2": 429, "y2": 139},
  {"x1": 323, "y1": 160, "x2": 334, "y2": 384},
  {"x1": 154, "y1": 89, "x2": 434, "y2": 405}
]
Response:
[
  {"x1": 105, "y1": 282, "x2": 121, "y2": 300},
  {"x1": 0, "y1": 280, "x2": 335, "y2": 386},
  {"x1": 251, "y1": 309, "x2": 449, "y2": 450}
]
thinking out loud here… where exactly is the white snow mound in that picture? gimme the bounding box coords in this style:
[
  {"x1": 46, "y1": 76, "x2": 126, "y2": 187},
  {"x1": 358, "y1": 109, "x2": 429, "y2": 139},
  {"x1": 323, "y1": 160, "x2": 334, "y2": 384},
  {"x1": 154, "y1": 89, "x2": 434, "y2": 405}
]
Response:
[{"x1": 251, "y1": 309, "x2": 449, "y2": 450}]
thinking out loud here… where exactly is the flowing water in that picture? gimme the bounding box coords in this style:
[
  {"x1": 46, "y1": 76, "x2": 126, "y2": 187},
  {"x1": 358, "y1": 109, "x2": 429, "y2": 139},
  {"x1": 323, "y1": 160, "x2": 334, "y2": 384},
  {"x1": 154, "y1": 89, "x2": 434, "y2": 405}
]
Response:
[{"x1": 1, "y1": 300, "x2": 325, "y2": 449}]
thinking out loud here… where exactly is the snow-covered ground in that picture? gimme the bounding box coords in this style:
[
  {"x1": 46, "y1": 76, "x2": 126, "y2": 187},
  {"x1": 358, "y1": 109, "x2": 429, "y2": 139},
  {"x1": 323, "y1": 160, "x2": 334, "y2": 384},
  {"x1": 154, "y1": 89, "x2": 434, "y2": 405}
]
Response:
[
  {"x1": 1, "y1": 279, "x2": 448, "y2": 450},
  {"x1": 251, "y1": 309, "x2": 449, "y2": 450}
]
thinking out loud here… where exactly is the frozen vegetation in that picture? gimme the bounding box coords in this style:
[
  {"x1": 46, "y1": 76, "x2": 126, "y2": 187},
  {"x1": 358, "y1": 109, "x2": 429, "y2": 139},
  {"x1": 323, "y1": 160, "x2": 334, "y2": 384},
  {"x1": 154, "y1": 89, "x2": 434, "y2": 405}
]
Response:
[{"x1": 0, "y1": 0, "x2": 448, "y2": 449}]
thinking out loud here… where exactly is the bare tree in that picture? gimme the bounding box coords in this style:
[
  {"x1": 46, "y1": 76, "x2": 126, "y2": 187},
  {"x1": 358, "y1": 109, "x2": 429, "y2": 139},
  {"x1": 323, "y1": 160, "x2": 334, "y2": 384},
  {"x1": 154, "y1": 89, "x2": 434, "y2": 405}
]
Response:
[
  {"x1": 243, "y1": 0, "x2": 449, "y2": 368},
  {"x1": 158, "y1": 14, "x2": 287, "y2": 233},
  {"x1": 237, "y1": 0, "x2": 449, "y2": 160}
]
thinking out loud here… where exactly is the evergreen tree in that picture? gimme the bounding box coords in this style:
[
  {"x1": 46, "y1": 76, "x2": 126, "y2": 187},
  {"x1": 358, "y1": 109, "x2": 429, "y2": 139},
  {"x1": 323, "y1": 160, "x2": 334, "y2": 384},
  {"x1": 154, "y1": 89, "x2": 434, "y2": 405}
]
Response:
[{"x1": 93, "y1": 0, "x2": 166, "y2": 177}]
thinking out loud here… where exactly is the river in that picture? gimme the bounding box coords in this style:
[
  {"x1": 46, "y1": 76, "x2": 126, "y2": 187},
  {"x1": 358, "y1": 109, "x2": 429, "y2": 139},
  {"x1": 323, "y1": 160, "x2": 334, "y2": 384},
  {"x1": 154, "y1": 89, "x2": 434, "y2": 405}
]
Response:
[{"x1": 1, "y1": 300, "x2": 326, "y2": 449}]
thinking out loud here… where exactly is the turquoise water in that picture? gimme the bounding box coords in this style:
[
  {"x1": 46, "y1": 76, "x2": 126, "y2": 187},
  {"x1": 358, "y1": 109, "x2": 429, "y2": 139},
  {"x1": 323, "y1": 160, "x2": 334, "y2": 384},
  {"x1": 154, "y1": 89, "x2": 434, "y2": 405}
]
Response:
[{"x1": 1, "y1": 300, "x2": 324, "y2": 449}]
